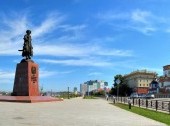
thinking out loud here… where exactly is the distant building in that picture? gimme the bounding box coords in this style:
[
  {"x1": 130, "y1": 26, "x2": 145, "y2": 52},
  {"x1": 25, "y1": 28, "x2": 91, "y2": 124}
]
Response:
[
  {"x1": 124, "y1": 70, "x2": 157, "y2": 94},
  {"x1": 80, "y1": 84, "x2": 88, "y2": 96},
  {"x1": 80, "y1": 80, "x2": 108, "y2": 96},
  {"x1": 158, "y1": 65, "x2": 170, "y2": 93},
  {"x1": 149, "y1": 79, "x2": 159, "y2": 94},
  {"x1": 73, "y1": 87, "x2": 78, "y2": 95}
]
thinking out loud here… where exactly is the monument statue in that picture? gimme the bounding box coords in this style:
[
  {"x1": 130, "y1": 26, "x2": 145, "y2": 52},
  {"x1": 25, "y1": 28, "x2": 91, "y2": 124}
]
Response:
[
  {"x1": 8, "y1": 29, "x2": 63, "y2": 102},
  {"x1": 19, "y1": 30, "x2": 33, "y2": 60}
]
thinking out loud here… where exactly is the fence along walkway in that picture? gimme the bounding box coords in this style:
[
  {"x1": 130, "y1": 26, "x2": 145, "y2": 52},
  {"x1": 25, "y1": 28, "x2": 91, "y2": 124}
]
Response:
[{"x1": 109, "y1": 97, "x2": 170, "y2": 114}]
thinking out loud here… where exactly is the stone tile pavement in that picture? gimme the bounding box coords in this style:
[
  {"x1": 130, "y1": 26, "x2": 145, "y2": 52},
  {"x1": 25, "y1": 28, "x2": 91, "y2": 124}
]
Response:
[{"x1": 0, "y1": 97, "x2": 166, "y2": 126}]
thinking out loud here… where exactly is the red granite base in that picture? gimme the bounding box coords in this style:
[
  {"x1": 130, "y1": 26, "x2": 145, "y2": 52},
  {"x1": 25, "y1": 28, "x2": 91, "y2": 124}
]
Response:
[
  {"x1": 13, "y1": 61, "x2": 40, "y2": 96},
  {"x1": 0, "y1": 96, "x2": 63, "y2": 103}
]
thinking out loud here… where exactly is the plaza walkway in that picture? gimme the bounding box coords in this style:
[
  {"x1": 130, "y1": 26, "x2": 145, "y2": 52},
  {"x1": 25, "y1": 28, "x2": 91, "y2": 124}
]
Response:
[{"x1": 0, "y1": 97, "x2": 166, "y2": 126}]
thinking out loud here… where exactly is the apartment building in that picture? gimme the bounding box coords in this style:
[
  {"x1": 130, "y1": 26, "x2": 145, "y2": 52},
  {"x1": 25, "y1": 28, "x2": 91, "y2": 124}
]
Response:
[
  {"x1": 124, "y1": 70, "x2": 157, "y2": 94},
  {"x1": 80, "y1": 83, "x2": 88, "y2": 96},
  {"x1": 80, "y1": 80, "x2": 108, "y2": 95}
]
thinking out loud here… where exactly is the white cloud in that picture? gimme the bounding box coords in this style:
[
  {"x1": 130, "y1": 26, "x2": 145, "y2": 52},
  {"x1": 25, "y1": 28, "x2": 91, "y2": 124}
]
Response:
[
  {"x1": 39, "y1": 58, "x2": 112, "y2": 67},
  {"x1": 0, "y1": 11, "x2": 134, "y2": 59},
  {"x1": 0, "y1": 11, "x2": 65, "y2": 55},
  {"x1": 0, "y1": 68, "x2": 72, "y2": 85},
  {"x1": 97, "y1": 9, "x2": 169, "y2": 35},
  {"x1": 88, "y1": 72, "x2": 103, "y2": 76},
  {"x1": 97, "y1": 49, "x2": 133, "y2": 57},
  {"x1": 0, "y1": 70, "x2": 14, "y2": 79},
  {"x1": 33, "y1": 43, "x2": 133, "y2": 58},
  {"x1": 0, "y1": 11, "x2": 134, "y2": 70},
  {"x1": 131, "y1": 9, "x2": 151, "y2": 24},
  {"x1": 0, "y1": 16, "x2": 28, "y2": 52},
  {"x1": 32, "y1": 13, "x2": 65, "y2": 38},
  {"x1": 39, "y1": 70, "x2": 57, "y2": 78},
  {"x1": 1, "y1": 14, "x2": 29, "y2": 38},
  {"x1": 34, "y1": 44, "x2": 89, "y2": 57},
  {"x1": 40, "y1": 69, "x2": 73, "y2": 78},
  {"x1": 130, "y1": 9, "x2": 157, "y2": 34},
  {"x1": 130, "y1": 25, "x2": 156, "y2": 35},
  {"x1": 59, "y1": 24, "x2": 87, "y2": 32},
  {"x1": 0, "y1": 70, "x2": 14, "y2": 85}
]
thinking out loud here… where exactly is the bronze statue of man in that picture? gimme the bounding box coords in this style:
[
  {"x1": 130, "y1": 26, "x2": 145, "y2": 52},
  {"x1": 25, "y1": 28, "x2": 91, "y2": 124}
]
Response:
[{"x1": 19, "y1": 30, "x2": 33, "y2": 59}]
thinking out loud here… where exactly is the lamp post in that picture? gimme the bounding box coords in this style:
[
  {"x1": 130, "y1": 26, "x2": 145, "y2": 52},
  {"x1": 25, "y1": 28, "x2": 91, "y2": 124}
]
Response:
[
  {"x1": 51, "y1": 89, "x2": 52, "y2": 96},
  {"x1": 116, "y1": 78, "x2": 120, "y2": 99},
  {"x1": 40, "y1": 84, "x2": 43, "y2": 96},
  {"x1": 68, "y1": 87, "x2": 70, "y2": 99}
]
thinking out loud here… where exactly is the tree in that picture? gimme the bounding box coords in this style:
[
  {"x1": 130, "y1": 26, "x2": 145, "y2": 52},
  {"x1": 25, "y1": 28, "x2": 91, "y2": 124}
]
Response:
[
  {"x1": 119, "y1": 83, "x2": 133, "y2": 96},
  {"x1": 111, "y1": 74, "x2": 132, "y2": 96},
  {"x1": 109, "y1": 87, "x2": 117, "y2": 95}
]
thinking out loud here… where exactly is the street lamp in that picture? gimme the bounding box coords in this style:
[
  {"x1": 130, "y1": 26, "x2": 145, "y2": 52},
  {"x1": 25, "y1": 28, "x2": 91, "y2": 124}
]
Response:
[
  {"x1": 116, "y1": 78, "x2": 120, "y2": 98},
  {"x1": 68, "y1": 87, "x2": 70, "y2": 99}
]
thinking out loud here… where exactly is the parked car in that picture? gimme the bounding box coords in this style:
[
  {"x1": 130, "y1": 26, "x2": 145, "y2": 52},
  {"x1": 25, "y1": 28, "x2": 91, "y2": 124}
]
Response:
[
  {"x1": 138, "y1": 94, "x2": 146, "y2": 99},
  {"x1": 145, "y1": 93, "x2": 155, "y2": 99},
  {"x1": 130, "y1": 93, "x2": 139, "y2": 99}
]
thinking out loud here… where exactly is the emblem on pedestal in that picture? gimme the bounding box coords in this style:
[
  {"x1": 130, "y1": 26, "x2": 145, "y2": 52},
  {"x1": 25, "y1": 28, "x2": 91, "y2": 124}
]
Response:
[{"x1": 31, "y1": 66, "x2": 36, "y2": 74}]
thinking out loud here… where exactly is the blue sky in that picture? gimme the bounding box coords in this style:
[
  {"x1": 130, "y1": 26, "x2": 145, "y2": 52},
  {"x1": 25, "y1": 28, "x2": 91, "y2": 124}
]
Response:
[{"x1": 1, "y1": 0, "x2": 170, "y2": 91}]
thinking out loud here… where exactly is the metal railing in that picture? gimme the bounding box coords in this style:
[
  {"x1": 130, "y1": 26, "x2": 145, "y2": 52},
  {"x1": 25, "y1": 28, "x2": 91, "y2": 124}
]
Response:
[{"x1": 109, "y1": 97, "x2": 170, "y2": 114}]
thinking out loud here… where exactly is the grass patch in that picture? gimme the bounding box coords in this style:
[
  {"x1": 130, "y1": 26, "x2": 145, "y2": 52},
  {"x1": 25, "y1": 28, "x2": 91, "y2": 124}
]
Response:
[{"x1": 112, "y1": 103, "x2": 170, "y2": 125}]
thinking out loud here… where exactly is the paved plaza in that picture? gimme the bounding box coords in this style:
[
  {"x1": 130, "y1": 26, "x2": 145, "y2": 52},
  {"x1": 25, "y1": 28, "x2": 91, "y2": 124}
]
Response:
[{"x1": 0, "y1": 97, "x2": 166, "y2": 126}]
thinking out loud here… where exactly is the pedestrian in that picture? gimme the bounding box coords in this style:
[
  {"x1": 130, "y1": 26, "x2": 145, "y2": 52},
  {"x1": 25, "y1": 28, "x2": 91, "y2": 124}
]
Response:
[{"x1": 106, "y1": 95, "x2": 109, "y2": 101}]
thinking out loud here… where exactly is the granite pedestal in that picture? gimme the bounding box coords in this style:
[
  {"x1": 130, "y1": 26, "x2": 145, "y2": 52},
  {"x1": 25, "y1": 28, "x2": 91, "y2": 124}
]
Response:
[{"x1": 0, "y1": 60, "x2": 63, "y2": 103}]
